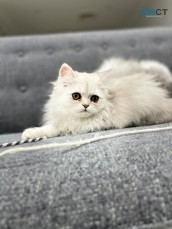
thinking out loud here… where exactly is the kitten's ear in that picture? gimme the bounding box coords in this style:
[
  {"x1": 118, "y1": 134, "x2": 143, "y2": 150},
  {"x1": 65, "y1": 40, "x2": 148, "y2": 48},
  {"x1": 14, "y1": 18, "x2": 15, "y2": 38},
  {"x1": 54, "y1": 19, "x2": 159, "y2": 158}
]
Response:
[{"x1": 59, "y1": 63, "x2": 77, "y2": 86}]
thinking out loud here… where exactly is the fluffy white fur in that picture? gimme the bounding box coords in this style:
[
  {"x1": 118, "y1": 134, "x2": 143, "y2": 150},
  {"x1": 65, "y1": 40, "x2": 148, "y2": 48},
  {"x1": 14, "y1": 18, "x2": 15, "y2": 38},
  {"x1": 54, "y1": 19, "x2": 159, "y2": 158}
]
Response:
[
  {"x1": 96, "y1": 58, "x2": 172, "y2": 88},
  {"x1": 22, "y1": 58, "x2": 172, "y2": 140}
]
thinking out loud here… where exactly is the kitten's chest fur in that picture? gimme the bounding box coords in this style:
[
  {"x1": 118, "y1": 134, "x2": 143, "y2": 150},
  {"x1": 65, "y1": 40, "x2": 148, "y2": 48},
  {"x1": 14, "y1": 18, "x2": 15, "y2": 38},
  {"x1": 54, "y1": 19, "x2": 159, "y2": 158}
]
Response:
[{"x1": 51, "y1": 108, "x2": 113, "y2": 135}]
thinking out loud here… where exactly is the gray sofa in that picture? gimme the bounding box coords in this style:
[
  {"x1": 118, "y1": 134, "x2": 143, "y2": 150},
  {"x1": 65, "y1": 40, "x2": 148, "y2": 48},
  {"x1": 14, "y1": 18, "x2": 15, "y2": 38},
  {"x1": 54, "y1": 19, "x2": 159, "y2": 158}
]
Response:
[{"x1": 0, "y1": 27, "x2": 172, "y2": 229}]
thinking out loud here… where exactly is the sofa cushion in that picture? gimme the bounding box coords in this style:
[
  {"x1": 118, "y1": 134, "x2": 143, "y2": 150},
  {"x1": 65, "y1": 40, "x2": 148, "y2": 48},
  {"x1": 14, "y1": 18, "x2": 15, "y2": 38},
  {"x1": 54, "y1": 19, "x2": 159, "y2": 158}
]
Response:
[{"x1": 0, "y1": 123, "x2": 172, "y2": 229}]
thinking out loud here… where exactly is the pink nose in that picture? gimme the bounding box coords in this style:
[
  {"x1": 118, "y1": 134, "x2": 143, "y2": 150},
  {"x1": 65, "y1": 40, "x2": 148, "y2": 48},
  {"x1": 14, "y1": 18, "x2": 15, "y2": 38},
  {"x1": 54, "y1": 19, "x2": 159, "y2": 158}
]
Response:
[{"x1": 83, "y1": 104, "x2": 89, "y2": 109}]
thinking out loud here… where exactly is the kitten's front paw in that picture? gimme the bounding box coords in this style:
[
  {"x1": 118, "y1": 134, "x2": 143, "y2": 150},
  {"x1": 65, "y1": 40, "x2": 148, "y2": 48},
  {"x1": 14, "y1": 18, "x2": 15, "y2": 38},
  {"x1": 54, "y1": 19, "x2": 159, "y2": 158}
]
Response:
[{"x1": 22, "y1": 128, "x2": 46, "y2": 140}]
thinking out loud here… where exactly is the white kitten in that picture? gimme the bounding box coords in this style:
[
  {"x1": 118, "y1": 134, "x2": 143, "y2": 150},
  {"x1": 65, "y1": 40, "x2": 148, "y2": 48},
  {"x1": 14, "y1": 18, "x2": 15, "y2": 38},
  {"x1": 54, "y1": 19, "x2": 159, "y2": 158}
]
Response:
[{"x1": 22, "y1": 59, "x2": 172, "y2": 140}]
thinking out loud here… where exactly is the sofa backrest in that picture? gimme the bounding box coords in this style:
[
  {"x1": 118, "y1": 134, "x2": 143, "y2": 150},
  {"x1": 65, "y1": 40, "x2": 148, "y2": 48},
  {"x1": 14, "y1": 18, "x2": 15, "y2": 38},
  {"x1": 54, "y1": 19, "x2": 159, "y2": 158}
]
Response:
[{"x1": 0, "y1": 27, "x2": 172, "y2": 134}]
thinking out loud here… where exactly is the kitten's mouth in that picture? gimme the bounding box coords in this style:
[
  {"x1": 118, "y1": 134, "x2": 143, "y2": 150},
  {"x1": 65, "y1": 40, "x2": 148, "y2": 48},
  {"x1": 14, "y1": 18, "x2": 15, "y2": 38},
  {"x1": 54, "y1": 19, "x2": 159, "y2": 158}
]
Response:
[
  {"x1": 78, "y1": 109, "x2": 93, "y2": 118},
  {"x1": 80, "y1": 110, "x2": 91, "y2": 117},
  {"x1": 81, "y1": 110, "x2": 88, "y2": 112}
]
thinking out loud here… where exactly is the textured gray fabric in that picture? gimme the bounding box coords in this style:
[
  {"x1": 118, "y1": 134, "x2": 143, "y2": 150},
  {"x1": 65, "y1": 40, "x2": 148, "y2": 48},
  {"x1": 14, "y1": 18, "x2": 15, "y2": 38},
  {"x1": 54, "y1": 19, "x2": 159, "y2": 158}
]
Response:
[
  {"x1": 0, "y1": 27, "x2": 172, "y2": 133},
  {"x1": 0, "y1": 123, "x2": 172, "y2": 229},
  {"x1": 1, "y1": 28, "x2": 172, "y2": 229}
]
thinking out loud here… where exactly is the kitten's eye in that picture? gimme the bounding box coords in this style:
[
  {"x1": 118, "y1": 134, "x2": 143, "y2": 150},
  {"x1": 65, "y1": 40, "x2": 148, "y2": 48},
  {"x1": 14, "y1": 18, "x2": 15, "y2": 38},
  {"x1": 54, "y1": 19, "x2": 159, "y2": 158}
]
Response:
[
  {"x1": 90, "y1": 95, "x2": 99, "y2": 103},
  {"x1": 72, "y1": 92, "x2": 81, "y2": 100}
]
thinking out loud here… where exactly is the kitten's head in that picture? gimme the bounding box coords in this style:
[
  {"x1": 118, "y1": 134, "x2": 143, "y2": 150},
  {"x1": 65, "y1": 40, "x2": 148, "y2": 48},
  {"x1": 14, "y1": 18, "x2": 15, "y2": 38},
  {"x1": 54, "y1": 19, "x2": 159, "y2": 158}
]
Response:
[{"x1": 56, "y1": 63, "x2": 109, "y2": 118}]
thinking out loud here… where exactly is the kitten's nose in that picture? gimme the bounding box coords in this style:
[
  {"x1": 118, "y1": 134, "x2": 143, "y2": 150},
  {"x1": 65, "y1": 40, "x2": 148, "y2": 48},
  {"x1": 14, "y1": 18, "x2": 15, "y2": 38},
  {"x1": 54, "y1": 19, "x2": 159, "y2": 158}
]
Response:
[{"x1": 83, "y1": 104, "x2": 89, "y2": 109}]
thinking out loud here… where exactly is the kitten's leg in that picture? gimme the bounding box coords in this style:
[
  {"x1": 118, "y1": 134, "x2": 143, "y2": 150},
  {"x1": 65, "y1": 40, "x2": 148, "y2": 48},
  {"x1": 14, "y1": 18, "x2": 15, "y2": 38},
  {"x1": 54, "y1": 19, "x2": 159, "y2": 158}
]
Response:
[
  {"x1": 22, "y1": 125, "x2": 59, "y2": 140},
  {"x1": 112, "y1": 114, "x2": 132, "y2": 129}
]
